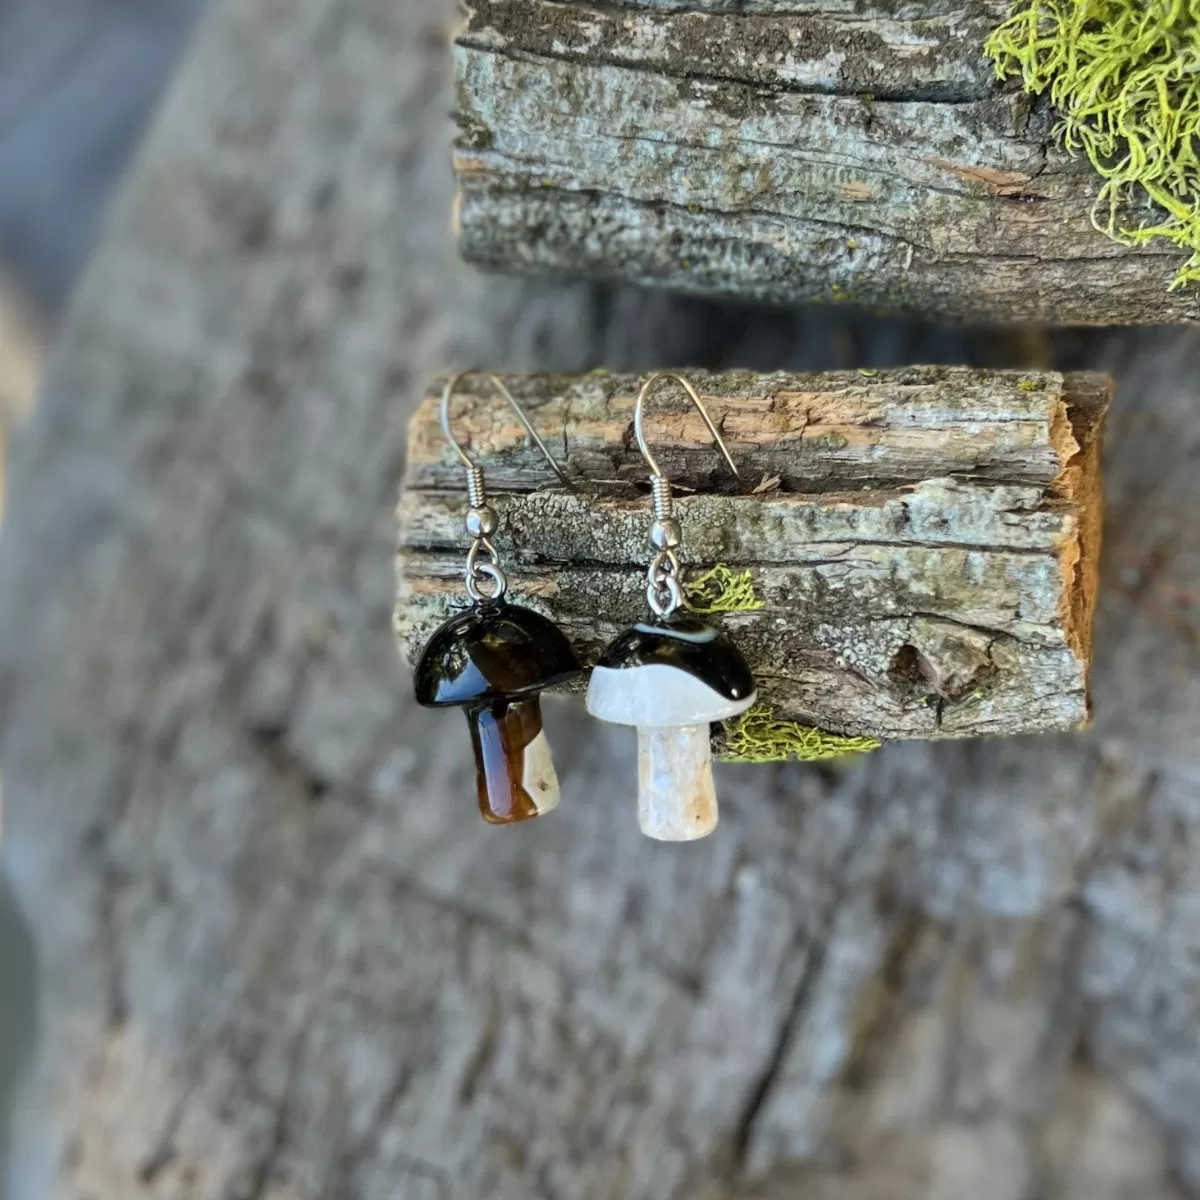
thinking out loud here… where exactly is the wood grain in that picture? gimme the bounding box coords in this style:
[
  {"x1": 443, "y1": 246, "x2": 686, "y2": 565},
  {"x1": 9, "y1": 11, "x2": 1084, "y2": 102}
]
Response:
[{"x1": 454, "y1": 0, "x2": 1200, "y2": 324}]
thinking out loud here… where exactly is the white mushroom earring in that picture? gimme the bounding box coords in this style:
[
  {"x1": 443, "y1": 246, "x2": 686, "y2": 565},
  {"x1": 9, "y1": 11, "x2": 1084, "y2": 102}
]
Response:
[
  {"x1": 414, "y1": 372, "x2": 582, "y2": 825},
  {"x1": 585, "y1": 373, "x2": 757, "y2": 841}
]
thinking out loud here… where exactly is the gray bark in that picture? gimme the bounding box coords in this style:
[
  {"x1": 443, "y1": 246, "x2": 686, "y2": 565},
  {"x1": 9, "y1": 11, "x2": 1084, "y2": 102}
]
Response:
[
  {"x1": 4, "y1": 0, "x2": 1200, "y2": 1198},
  {"x1": 454, "y1": 0, "x2": 1200, "y2": 325},
  {"x1": 397, "y1": 368, "x2": 1108, "y2": 739}
]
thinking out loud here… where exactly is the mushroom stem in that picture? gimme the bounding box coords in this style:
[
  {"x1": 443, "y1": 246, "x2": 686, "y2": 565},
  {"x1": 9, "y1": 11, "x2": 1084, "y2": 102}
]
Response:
[
  {"x1": 466, "y1": 698, "x2": 560, "y2": 824},
  {"x1": 636, "y1": 724, "x2": 718, "y2": 841}
]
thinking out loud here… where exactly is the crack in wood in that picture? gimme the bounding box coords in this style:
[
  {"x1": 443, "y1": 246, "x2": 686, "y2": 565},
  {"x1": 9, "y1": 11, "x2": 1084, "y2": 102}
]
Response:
[
  {"x1": 728, "y1": 791, "x2": 882, "y2": 1173},
  {"x1": 225, "y1": 1029, "x2": 308, "y2": 1200},
  {"x1": 458, "y1": 36, "x2": 993, "y2": 106}
]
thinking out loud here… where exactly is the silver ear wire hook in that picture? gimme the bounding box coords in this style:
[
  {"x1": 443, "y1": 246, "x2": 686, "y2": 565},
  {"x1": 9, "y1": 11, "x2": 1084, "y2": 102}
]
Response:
[
  {"x1": 441, "y1": 371, "x2": 574, "y2": 603},
  {"x1": 441, "y1": 372, "x2": 574, "y2": 490},
  {"x1": 633, "y1": 372, "x2": 739, "y2": 618},
  {"x1": 634, "y1": 372, "x2": 739, "y2": 484}
]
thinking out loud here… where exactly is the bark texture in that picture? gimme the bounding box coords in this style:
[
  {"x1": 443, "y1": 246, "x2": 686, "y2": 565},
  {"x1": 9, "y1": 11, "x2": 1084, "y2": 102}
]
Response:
[
  {"x1": 454, "y1": 0, "x2": 1200, "y2": 325},
  {"x1": 397, "y1": 368, "x2": 1109, "y2": 739},
  {"x1": 6, "y1": 0, "x2": 1200, "y2": 1199}
]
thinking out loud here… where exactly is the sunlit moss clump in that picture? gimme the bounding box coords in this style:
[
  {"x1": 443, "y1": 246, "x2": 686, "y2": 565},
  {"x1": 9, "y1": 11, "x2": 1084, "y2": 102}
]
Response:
[
  {"x1": 685, "y1": 565, "x2": 764, "y2": 615},
  {"x1": 986, "y1": 0, "x2": 1200, "y2": 290},
  {"x1": 719, "y1": 703, "x2": 881, "y2": 764}
]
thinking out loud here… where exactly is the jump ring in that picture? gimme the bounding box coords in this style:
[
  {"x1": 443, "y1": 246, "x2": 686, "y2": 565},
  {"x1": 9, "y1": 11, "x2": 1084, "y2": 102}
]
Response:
[
  {"x1": 465, "y1": 537, "x2": 508, "y2": 602},
  {"x1": 645, "y1": 548, "x2": 680, "y2": 590},
  {"x1": 646, "y1": 574, "x2": 683, "y2": 618},
  {"x1": 466, "y1": 563, "x2": 506, "y2": 602}
]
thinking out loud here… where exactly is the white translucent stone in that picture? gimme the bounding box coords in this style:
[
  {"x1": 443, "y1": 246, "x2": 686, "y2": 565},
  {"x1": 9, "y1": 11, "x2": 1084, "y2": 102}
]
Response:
[
  {"x1": 636, "y1": 724, "x2": 718, "y2": 841},
  {"x1": 587, "y1": 663, "x2": 755, "y2": 728},
  {"x1": 522, "y1": 728, "x2": 560, "y2": 815}
]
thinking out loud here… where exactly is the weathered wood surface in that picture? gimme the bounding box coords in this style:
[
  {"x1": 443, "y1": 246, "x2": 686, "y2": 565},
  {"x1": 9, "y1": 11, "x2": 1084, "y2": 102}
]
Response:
[
  {"x1": 397, "y1": 368, "x2": 1109, "y2": 739},
  {"x1": 7, "y1": 0, "x2": 1200, "y2": 1198},
  {"x1": 454, "y1": 0, "x2": 1200, "y2": 325}
]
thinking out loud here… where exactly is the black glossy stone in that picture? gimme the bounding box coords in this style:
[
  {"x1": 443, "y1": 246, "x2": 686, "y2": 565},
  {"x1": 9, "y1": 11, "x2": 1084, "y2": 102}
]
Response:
[
  {"x1": 595, "y1": 612, "x2": 755, "y2": 704},
  {"x1": 415, "y1": 601, "x2": 581, "y2": 825},
  {"x1": 414, "y1": 600, "x2": 582, "y2": 708}
]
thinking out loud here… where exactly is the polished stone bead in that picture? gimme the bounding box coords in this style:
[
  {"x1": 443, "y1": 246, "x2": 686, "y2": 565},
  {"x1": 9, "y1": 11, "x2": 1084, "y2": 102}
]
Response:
[
  {"x1": 587, "y1": 612, "x2": 756, "y2": 726},
  {"x1": 414, "y1": 600, "x2": 581, "y2": 824},
  {"x1": 415, "y1": 601, "x2": 581, "y2": 708},
  {"x1": 586, "y1": 611, "x2": 756, "y2": 843},
  {"x1": 467, "y1": 696, "x2": 559, "y2": 824},
  {"x1": 637, "y1": 724, "x2": 717, "y2": 840}
]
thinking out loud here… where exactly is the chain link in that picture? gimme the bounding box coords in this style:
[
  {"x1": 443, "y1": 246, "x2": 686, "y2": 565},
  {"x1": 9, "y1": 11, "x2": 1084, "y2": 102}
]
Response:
[
  {"x1": 465, "y1": 537, "x2": 508, "y2": 602},
  {"x1": 646, "y1": 547, "x2": 683, "y2": 617}
]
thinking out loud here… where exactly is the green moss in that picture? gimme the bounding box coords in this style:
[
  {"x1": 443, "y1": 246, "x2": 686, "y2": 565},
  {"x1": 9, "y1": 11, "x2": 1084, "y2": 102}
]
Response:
[
  {"x1": 985, "y1": 0, "x2": 1200, "y2": 290},
  {"x1": 719, "y1": 704, "x2": 881, "y2": 764},
  {"x1": 685, "y1": 565, "x2": 764, "y2": 614},
  {"x1": 807, "y1": 432, "x2": 850, "y2": 451},
  {"x1": 681, "y1": 567, "x2": 881, "y2": 764}
]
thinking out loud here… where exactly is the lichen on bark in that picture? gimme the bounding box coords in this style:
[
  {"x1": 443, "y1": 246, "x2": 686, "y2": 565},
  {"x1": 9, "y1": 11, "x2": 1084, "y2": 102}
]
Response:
[
  {"x1": 454, "y1": 0, "x2": 1200, "y2": 322},
  {"x1": 986, "y1": 0, "x2": 1200, "y2": 290},
  {"x1": 684, "y1": 565, "x2": 764, "y2": 616},
  {"x1": 683, "y1": 566, "x2": 880, "y2": 762},
  {"x1": 718, "y1": 703, "x2": 881, "y2": 764}
]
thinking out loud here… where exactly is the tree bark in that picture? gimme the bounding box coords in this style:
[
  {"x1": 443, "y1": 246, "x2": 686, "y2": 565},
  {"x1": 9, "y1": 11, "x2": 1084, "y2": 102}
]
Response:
[
  {"x1": 397, "y1": 368, "x2": 1109, "y2": 740},
  {"x1": 454, "y1": 0, "x2": 1200, "y2": 325},
  {"x1": 6, "y1": 0, "x2": 1200, "y2": 1198}
]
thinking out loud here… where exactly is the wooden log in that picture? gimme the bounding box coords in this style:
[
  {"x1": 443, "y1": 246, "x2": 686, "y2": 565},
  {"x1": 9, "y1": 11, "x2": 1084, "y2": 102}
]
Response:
[
  {"x1": 396, "y1": 367, "x2": 1110, "y2": 741},
  {"x1": 453, "y1": 0, "x2": 1200, "y2": 325}
]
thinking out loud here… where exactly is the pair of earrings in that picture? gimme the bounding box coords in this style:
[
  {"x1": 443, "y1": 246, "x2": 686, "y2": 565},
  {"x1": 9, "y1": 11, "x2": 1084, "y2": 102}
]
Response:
[{"x1": 413, "y1": 372, "x2": 757, "y2": 842}]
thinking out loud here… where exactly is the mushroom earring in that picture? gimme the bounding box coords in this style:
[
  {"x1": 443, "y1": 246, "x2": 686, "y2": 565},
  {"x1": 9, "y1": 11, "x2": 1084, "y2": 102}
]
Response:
[
  {"x1": 414, "y1": 372, "x2": 583, "y2": 825},
  {"x1": 586, "y1": 373, "x2": 757, "y2": 842}
]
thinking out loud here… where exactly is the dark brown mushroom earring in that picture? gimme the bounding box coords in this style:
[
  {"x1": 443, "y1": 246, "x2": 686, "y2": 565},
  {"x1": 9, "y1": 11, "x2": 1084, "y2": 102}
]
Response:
[
  {"x1": 414, "y1": 372, "x2": 583, "y2": 825},
  {"x1": 586, "y1": 373, "x2": 757, "y2": 842}
]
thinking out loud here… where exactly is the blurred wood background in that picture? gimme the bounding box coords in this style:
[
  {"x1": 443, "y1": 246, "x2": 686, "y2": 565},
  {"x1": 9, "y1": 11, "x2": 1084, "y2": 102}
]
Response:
[
  {"x1": 3, "y1": 1, "x2": 1200, "y2": 1199},
  {"x1": 0, "y1": 0, "x2": 207, "y2": 309},
  {"x1": 0, "y1": 0, "x2": 208, "y2": 491},
  {"x1": 0, "y1": 0, "x2": 206, "y2": 1191}
]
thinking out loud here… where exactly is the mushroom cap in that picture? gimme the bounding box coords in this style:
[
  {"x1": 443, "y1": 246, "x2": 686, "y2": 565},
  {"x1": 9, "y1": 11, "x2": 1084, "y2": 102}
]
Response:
[
  {"x1": 585, "y1": 613, "x2": 757, "y2": 728},
  {"x1": 414, "y1": 601, "x2": 582, "y2": 708}
]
